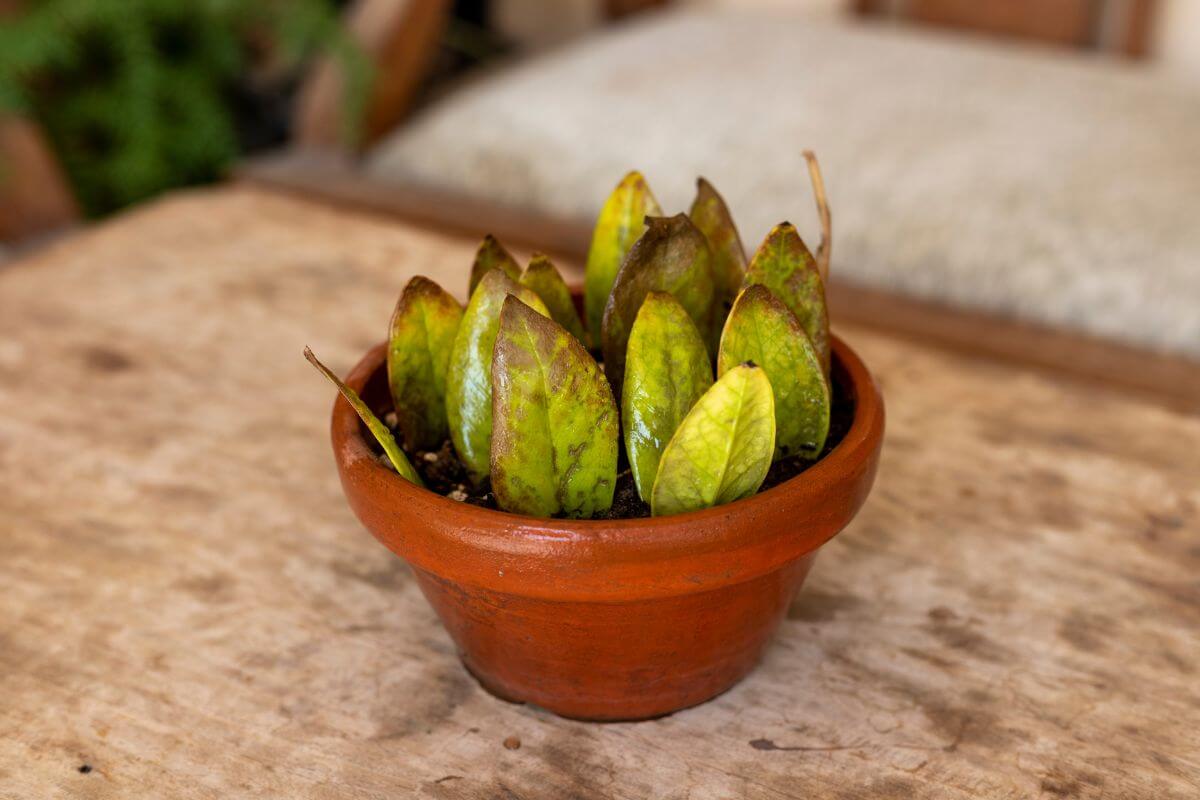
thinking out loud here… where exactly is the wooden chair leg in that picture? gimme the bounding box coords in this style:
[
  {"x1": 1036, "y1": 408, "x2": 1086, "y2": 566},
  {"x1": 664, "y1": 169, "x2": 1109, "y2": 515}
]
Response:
[
  {"x1": 293, "y1": 0, "x2": 452, "y2": 152},
  {"x1": 0, "y1": 116, "x2": 80, "y2": 244}
]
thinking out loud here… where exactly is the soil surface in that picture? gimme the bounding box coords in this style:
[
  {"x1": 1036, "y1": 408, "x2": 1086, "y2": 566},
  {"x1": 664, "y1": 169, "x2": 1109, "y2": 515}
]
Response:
[{"x1": 377, "y1": 379, "x2": 854, "y2": 520}]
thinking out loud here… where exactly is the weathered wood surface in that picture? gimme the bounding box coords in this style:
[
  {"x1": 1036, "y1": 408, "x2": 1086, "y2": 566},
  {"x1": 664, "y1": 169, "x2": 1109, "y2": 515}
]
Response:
[{"x1": 0, "y1": 187, "x2": 1197, "y2": 799}]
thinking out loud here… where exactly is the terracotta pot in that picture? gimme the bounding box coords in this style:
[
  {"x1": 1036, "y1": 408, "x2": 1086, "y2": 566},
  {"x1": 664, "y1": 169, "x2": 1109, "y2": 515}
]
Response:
[{"x1": 330, "y1": 334, "x2": 884, "y2": 721}]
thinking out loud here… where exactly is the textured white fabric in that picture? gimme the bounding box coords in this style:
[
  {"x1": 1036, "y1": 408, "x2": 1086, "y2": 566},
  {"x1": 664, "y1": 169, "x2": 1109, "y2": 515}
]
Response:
[{"x1": 370, "y1": 10, "x2": 1200, "y2": 356}]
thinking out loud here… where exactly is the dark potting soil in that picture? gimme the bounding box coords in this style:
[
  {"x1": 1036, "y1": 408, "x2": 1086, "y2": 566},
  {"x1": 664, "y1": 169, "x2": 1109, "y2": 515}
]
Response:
[{"x1": 376, "y1": 382, "x2": 854, "y2": 520}]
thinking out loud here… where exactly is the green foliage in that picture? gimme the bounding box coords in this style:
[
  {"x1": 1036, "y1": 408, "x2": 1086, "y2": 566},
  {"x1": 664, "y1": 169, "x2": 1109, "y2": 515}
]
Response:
[
  {"x1": 0, "y1": 0, "x2": 369, "y2": 216},
  {"x1": 445, "y1": 268, "x2": 549, "y2": 483},
  {"x1": 719, "y1": 285, "x2": 829, "y2": 460},
  {"x1": 650, "y1": 364, "x2": 775, "y2": 517},
  {"x1": 305, "y1": 347, "x2": 423, "y2": 486},
  {"x1": 491, "y1": 297, "x2": 618, "y2": 518},
  {"x1": 469, "y1": 235, "x2": 522, "y2": 296},
  {"x1": 584, "y1": 171, "x2": 661, "y2": 346},
  {"x1": 307, "y1": 156, "x2": 838, "y2": 519},
  {"x1": 387, "y1": 276, "x2": 463, "y2": 451},
  {"x1": 689, "y1": 177, "x2": 746, "y2": 346},
  {"x1": 600, "y1": 214, "x2": 716, "y2": 396},
  {"x1": 520, "y1": 253, "x2": 586, "y2": 344},
  {"x1": 622, "y1": 292, "x2": 713, "y2": 503},
  {"x1": 742, "y1": 222, "x2": 831, "y2": 375}
]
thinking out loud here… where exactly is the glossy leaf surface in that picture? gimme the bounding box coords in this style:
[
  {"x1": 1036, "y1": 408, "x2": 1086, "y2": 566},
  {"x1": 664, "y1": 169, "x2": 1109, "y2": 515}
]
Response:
[
  {"x1": 742, "y1": 222, "x2": 830, "y2": 375},
  {"x1": 622, "y1": 292, "x2": 713, "y2": 502},
  {"x1": 584, "y1": 171, "x2": 662, "y2": 345},
  {"x1": 689, "y1": 177, "x2": 747, "y2": 342},
  {"x1": 387, "y1": 276, "x2": 463, "y2": 450},
  {"x1": 650, "y1": 364, "x2": 774, "y2": 517},
  {"x1": 520, "y1": 253, "x2": 587, "y2": 344},
  {"x1": 468, "y1": 234, "x2": 522, "y2": 296},
  {"x1": 718, "y1": 285, "x2": 829, "y2": 459},
  {"x1": 446, "y1": 269, "x2": 549, "y2": 482},
  {"x1": 304, "y1": 347, "x2": 423, "y2": 486},
  {"x1": 600, "y1": 214, "x2": 715, "y2": 395},
  {"x1": 491, "y1": 297, "x2": 618, "y2": 518}
]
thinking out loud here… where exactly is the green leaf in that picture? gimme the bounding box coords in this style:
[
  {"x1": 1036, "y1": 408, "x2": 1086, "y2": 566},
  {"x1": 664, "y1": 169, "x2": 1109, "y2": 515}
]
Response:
[
  {"x1": 689, "y1": 177, "x2": 747, "y2": 342},
  {"x1": 304, "y1": 347, "x2": 423, "y2": 486},
  {"x1": 622, "y1": 292, "x2": 713, "y2": 502},
  {"x1": 387, "y1": 276, "x2": 463, "y2": 451},
  {"x1": 584, "y1": 171, "x2": 662, "y2": 346},
  {"x1": 718, "y1": 285, "x2": 830, "y2": 460},
  {"x1": 468, "y1": 234, "x2": 522, "y2": 296},
  {"x1": 742, "y1": 222, "x2": 830, "y2": 375},
  {"x1": 601, "y1": 214, "x2": 716, "y2": 395},
  {"x1": 446, "y1": 269, "x2": 550, "y2": 483},
  {"x1": 650, "y1": 364, "x2": 775, "y2": 517},
  {"x1": 520, "y1": 253, "x2": 587, "y2": 345},
  {"x1": 491, "y1": 296, "x2": 618, "y2": 518}
]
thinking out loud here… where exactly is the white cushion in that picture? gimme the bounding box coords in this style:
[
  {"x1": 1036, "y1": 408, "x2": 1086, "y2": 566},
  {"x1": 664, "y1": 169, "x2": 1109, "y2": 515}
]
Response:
[{"x1": 369, "y1": 9, "x2": 1200, "y2": 357}]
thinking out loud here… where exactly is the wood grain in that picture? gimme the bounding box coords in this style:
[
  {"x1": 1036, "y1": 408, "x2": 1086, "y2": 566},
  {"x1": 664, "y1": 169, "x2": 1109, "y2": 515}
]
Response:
[{"x1": 1, "y1": 187, "x2": 1197, "y2": 798}]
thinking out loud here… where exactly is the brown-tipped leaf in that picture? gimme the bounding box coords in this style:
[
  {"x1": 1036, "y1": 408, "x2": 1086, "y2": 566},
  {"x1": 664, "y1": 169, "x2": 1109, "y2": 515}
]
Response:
[
  {"x1": 305, "y1": 347, "x2": 423, "y2": 486},
  {"x1": 689, "y1": 177, "x2": 747, "y2": 341},
  {"x1": 520, "y1": 253, "x2": 587, "y2": 344},
  {"x1": 742, "y1": 222, "x2": 830, "y2": 375},
  {"x1": 387, "y1": 276, "x2": 463, "y2": 450},
  {"x1": 601, "y1": 214, "x2": 716, "y2": 394},
  {"x1": 719, "y1": 285, "x2": 829, "y2": 460},
  {"x1": 650, "y1": 364, "x2": 774, "y2": 517},
  {"x1": 584, "y1": 171, "x2": 662, "y2": 345},
  {"x1": 622, "y1": 292, "x2": 713, "y2": 502},
  {"x1": 491, "y1": 297, "x2": 618, "y2": 518},
  {"x1": 446, "y1": 269, "x2": 550, "y2": 483},
  {"x1": 468, "y1": 234, "x2": 522, "y2": 296}
]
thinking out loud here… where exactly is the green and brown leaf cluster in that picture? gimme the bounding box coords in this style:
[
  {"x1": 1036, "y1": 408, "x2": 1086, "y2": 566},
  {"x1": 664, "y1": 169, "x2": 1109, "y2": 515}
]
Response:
[{"x1": 307, "y1": 155, "x2": 838, "y2": 519}]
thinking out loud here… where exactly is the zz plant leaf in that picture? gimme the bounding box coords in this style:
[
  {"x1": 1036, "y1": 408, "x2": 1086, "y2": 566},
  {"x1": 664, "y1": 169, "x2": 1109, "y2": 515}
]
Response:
[
  {"x1": 468, "y1": 234, "x2": 522, "y2": 296},
  {"x1": 446, "y1": 268, "x2": 550, "y2": 483},
  {"x1": 584, "y1": 171, "x2": 662, "y2": 345},
  {"x1": 719, "y1": 285, "x2": 829, "y2": 460},
  {"x1": 520, "y1": 253, "x2": 587, "y2": 344},
  {"x1": 742, "y1": 222, "x2": 830, "y2": 375},
  {"x1": 650, "y1": 364, "x2": 775, "y2": 517},
  {"x1": 387, "y1": 276, "x2": 463, "y2": 451},
  {"x1": 491, "y1": 296, "x2": 618, "y2": 518},
  {"x1": 601, "y1": 214, "x2": 716, "y2": 395},
  {"x1": 304, "y1": 347, "x2": 423, "y2": 486},
  {"x1": 689, "y1": 177, "x2": 747, "y2": 333},
  {"x1": 622, "y1": 292, "x2": 713, "y2": 502}
]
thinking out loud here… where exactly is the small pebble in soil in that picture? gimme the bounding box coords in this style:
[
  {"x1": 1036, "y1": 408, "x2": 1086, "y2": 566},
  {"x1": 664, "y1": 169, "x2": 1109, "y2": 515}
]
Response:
[
  {"x1": 503, "y1": 735, "x2": 521, "y2": 750},
  {"x1": 78, "y1": 765, "x2": 92, "y2": 774}
]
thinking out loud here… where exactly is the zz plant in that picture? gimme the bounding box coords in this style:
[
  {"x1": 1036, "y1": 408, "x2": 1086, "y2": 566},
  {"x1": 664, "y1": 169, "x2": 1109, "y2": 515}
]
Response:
[{"x1": 309, "y1": 152, "x2": 836, "y2": 519}]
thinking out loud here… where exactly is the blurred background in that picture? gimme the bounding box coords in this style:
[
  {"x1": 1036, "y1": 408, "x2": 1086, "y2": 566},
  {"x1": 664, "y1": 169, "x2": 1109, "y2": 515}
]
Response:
[{"x1": 2, "y1": 0, "x2": 1198, "y2": 373}]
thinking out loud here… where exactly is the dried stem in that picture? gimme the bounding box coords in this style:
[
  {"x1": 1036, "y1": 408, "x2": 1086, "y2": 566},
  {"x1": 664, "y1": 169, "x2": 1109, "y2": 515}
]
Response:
[{"x1": 802, "y1": 150, "x2": 831, "y2": 284}]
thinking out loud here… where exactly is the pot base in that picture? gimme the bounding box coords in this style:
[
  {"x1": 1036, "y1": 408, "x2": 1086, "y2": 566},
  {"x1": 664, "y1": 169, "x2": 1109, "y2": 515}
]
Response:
[{"x1": 413, "y1": 556, "x2": 816, "y2": 721}]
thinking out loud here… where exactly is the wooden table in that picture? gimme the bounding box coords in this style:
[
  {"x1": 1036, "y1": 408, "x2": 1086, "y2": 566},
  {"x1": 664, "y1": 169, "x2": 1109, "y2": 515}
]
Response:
[{"x1": 2, "y1": 187, "x2": 1197, "y2": 799}]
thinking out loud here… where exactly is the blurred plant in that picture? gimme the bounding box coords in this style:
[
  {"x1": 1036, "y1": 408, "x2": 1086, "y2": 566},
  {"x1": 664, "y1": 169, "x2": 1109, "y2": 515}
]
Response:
[{"x1": 0, "y1": 0, "x2": 369, "y2": 216}]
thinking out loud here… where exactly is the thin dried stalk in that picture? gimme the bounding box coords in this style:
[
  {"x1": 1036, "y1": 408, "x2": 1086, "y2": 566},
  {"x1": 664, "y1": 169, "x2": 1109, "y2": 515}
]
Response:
[{"x1": 802, "y1": 150, "x2": 831, "y2": 284}]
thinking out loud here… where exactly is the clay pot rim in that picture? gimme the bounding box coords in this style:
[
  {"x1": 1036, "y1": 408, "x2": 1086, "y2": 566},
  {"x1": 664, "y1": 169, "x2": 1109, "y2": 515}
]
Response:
[{"x1": 331, "y1": 333, "x2": 883, "y2": 540}]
